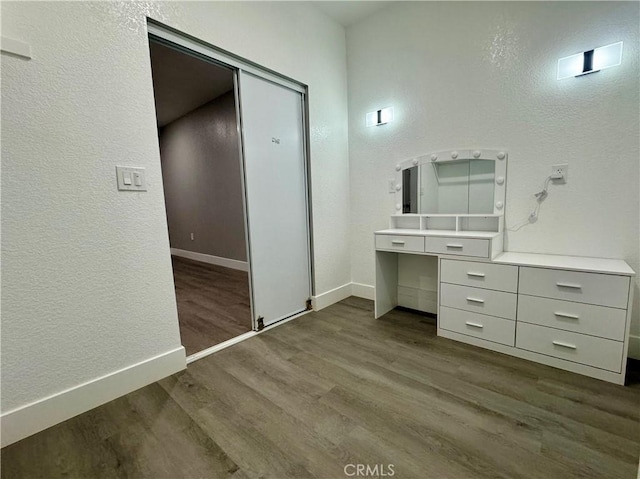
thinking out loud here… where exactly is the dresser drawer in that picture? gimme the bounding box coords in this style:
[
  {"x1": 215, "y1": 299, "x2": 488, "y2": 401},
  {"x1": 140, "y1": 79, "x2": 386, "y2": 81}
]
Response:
[
  {"x1": 375, "y1": 234, "x2": 425, "y2": 253},
  {"x1": 440, "y1": 283, "x2": 517, "y2": 319},
  {"x1": 516, "y1": 322, "x2": 624, "y2": 372},
  {"x1": 425, "y1": 237, "x2": 489, "y2": 258},
  {"x1": 517, "y1": 295, "x2": 627, "y2": 341},
  {"x1": 440, "y1": 307, "x2": 515, "y2": 346},
  {"x1": 440, "y1": 259, "x2": 518, "y2": 292},
  {"x1": 519, "y1": 267, "x2": 630, "y2": 308}
]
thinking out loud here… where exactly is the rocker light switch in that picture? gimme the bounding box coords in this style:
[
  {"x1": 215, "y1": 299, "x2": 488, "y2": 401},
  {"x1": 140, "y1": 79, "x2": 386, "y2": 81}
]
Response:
[{"x1": 116, "y1": 166, "x2": 147, "y2": 191}]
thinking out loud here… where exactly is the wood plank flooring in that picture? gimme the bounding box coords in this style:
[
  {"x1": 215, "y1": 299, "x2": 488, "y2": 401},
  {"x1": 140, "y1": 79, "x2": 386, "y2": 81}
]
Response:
[
  {"x1": 2, "y1": 297, "x2": 639, "y2": 478},
  {"x1": 171, "y1": 255, "x2": 251, "y2": 355}
]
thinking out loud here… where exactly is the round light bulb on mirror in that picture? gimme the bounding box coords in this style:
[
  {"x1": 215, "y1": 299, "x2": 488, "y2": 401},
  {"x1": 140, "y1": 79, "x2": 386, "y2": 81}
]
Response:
[
  {"x1": 473, "y1": 150, "x2": 481, "y2": 158},
  {"x1": 496, "y1": 176, "x2": 504, "y2": 185},
  {"x1": 395, "y1": 204, "x2": 401, "y2": 211},
  {"x1": 496, "y1": 201, "x2": 504, "y2": 209},
  {"x1": 395, "y1": 184, "x2": 401, "y2": 191},
  {"x1": 497, "y1": 152, "x2": 506, "y2": 160},
  {"x1": 395, "y1": 164, "x2": 401, "y2": 171},
  {"x1": 430, "y1": 154, "x2": 438, "y2": 162},
  {"x1": 412, "y1": 158, "x2": 419, "y2": 166},
  {"x1": 451, "y1": 151, "x2": 458, "y2": 159}
]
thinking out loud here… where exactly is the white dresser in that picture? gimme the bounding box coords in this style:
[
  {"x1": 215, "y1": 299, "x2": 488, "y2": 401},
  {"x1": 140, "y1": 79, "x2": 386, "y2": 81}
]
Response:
[{"x1": 437, "y1": 254, "x2": 635, "y2": 385}]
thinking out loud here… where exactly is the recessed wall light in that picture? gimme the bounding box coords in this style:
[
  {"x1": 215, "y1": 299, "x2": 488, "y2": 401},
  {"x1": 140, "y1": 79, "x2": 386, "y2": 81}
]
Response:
[
  {"x1": 366, "y1": 107, "x2": 394, "y2": 127},
  {"x1": 557, "y1": 41, "x2": 623, "y2": 80}
]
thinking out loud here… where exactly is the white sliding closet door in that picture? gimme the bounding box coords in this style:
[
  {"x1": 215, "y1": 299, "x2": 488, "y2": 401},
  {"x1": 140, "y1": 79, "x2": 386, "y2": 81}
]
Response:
[{"x1": 239, "y1": 72, "x2": 311, "y2": 328}]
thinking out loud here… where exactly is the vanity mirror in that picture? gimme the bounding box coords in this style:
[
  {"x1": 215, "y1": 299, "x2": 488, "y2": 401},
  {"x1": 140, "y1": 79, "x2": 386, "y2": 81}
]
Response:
[{"x1": 395, "y1": 149, "x2": 507, "y2": 217}]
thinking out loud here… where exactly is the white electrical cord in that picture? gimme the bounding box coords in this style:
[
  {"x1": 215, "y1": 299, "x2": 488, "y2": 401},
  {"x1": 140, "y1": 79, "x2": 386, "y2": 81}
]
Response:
[{"x1": 507, "y1": 175, "x2": 553, "y2": 232}]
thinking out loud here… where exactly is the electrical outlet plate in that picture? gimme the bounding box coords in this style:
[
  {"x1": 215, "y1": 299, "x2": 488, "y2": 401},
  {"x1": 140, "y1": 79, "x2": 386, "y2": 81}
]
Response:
[{"x1": 551, "y1": 164, "x2": 568, "y2": 183}]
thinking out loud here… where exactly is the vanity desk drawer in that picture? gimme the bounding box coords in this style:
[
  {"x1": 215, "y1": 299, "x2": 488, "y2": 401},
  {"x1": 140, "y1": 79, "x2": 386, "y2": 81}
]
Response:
[
  {"x1": 516, "y1": 323, "x2": 624, "y2": 373},
  {"x1": 425, "y1": 237, "x2": 489, "y2": 258},
  {"x1": 440, "y1": 259, "x2": 518, "y2": 292},
  {"x1": 375, "y1": 234, "x2": 425, "y2": 253},
  {"x1": 440, "y1": 283, "x2": 517, "y2": 320},
  {"x1": 517, "y1": 295, "x2": 627, "y2": 341},
  {"x1": 440, "y1": 307, "x2": 515, "y2": 346},
  {"x1": 518, "y1": 267, "x2": 630, "y2": 309}
]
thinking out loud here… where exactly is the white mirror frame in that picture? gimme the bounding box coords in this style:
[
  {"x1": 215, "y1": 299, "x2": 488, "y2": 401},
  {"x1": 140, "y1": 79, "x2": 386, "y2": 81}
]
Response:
[{"x1": 394, "y1": 149, "x2": 508, "y2": 215}]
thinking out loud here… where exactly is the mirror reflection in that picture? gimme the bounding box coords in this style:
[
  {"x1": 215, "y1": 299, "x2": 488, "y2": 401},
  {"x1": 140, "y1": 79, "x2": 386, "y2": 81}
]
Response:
[{"x1": 403, "y1": 159, "x2": 495, "y2": 214}]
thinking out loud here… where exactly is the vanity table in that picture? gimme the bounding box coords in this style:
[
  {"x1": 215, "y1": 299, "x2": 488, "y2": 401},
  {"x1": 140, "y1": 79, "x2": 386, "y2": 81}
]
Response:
[{"x1": 375, "y1": 149, "x2": 635, "y2": 384}]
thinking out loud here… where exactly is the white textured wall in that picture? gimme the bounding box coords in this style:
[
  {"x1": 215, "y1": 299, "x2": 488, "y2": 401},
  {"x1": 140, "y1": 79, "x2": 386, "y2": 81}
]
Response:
[
  {"x1": 1, "y1": 1, "x2": 349, "y2": 413},
  {"x1": 347, "y1": 2, "x2": 640, "y2": 353}
]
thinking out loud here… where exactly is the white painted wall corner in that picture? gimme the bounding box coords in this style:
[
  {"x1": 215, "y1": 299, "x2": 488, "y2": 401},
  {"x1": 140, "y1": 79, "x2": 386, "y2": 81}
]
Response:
[
  {"x1": 351, "y1": 282, "x2": 374, "y2": 300},
  {"x1": 312, "y1": 282, "x2": 375, "y2": 311}
]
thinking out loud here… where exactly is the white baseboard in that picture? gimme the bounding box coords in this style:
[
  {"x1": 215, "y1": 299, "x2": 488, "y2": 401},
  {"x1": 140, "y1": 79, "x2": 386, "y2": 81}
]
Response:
[
  {"x1": 187, "y1": 332, "x2": 256, "y2": 364},
  {"x1": 351, "y1": 282, "x2": 374, "y2": 300},
  {"x1": 629, "y1": 334, "x2": 640, "y2": 360},
  {"x1": 312, "y1": 283, "x2": 352, "y2": 311},
  {"x1": 0, "y1": 346, "x2": 186, "y2": 447},
  {"x1": 170, "y1": 248, "x2": 248, "y2": 272},
  {"x1": 311, "y1": 282, "x2": 375, "y2": 311}
]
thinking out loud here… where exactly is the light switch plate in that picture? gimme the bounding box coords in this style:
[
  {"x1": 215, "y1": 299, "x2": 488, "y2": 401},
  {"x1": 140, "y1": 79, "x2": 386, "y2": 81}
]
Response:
[{"x1": 116, "y1": 166, "x2": 147, "y2": 191}]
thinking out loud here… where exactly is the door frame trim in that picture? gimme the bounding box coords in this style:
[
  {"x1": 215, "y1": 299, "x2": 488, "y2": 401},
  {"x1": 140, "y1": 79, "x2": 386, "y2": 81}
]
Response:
[
  {"x1": 147, "y1": 20, "x2": 306, "y2": 94},
  {"x1": 186, "y1": 310, "x2": 313, "y2": 365},
  {"x1": 146, "y1": 19, "x2": 315, "y2": 334}
]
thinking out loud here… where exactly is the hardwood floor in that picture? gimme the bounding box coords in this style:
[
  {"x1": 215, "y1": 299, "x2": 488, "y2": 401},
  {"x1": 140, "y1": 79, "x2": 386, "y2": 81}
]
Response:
[
  {"x1": 171, "y1": 255, "x2": 252, "y2": 355},
  {"x1": 2, "y1": 297, "x2": 639, "y2": 478}
]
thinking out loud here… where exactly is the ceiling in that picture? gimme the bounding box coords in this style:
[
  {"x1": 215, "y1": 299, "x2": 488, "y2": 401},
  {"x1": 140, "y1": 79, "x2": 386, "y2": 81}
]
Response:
[
  {"x1": 148, "y1": 2, "x2": 392, "y2": 127},
  {"x1": 149, "y1": 41, "x2": 234, "y2": 127},
  {"x1": 311, "y1": 1, "x2": 395, "y2": 27}
]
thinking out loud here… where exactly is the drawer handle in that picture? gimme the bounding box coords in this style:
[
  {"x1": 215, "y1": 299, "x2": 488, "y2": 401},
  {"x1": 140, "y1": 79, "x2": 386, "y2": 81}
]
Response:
[
  {"x1": 446, "y1": 244, "x2": 464, "y2": 249},
  {"x1": 556, "y1": 282, "x2": 582, "y2": 289},
  {"x1": 391, "y1": 240, "x2": 405, "y2": 245},
  {"x1": 465, "y1": 321, "x2": 484, "y2": 329},
  {"x1": 467, "y1": 272, "x2": 486, "y2": 278},
  {"x1": 554, "y1": 312, "x2": 579, "y2": 320},
  {"x1": 552, "y1": 340, "x2": 577, "y2": 350},
  {"x1": 466, "y1": 297, "x2": 485, "y2": 304}
]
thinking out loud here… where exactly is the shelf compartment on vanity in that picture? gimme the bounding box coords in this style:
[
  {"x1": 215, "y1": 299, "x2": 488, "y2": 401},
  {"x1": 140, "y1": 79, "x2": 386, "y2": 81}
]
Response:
[
  {"x1": 516, "y1": 295, "x2": 627, "y2": 341},
  {"x1": 390, "y1": 214, "x2": 502, "y2": 234},
  {"x1": 425, "y1": 236, "x2": 489, "y2": 258},
  {"x1": 390, "y1": 214, "x2": 422, "y2": 230},
  {"x1": 440, "y1": 306, "x2": 515, "y2": 346},
  {"x1": 459, "y1": 215, "x2": 501, "y2": 233},
  {"x1": 440, "y1": 259, "x2": 518, "y2": 292},
  {"x1": 516, "y1": 322, "x2": 624, "y2": 373},
  {"x1": 375, "y1": 234, "x2": 425, "y2": 253},
  {"x1": 440, "y1": 283, "x2": 517, "y2": 319},
  {"x1": 424, "y1": 215, "x2": 457, "y2": 231},
  {"x1": 519, "y1": 267, "x2": 630, "y2": 309}
]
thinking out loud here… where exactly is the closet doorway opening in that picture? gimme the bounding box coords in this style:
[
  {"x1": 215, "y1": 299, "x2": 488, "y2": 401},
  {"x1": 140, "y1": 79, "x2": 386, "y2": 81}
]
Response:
[
  {"x1": 149, "y1": 39, "x2": 251, "y2": 356},
  {"x1": 147, "y1": 22, "x2": 314, "y2": 360}
]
